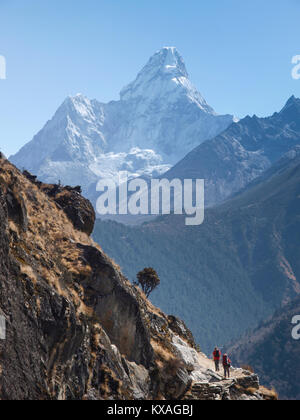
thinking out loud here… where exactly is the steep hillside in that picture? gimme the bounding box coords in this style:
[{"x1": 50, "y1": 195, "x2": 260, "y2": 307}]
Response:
[
  {"x1": 93, "y1": 154, "x2": 300, "y2": 353},
  {"x1": 0, "y1": 154, "x2": 268, "y2": 400},
  {"x1": 228, "y1": 296, "x2": 300, "y2": 400},
  {"x1": 165, "y1": 96, "x2": 300, "y2": 207}
]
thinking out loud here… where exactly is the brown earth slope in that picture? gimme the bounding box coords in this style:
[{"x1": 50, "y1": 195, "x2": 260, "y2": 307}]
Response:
[{"x1": 0, "y1": 154, "x2": 273, "y2": 400}]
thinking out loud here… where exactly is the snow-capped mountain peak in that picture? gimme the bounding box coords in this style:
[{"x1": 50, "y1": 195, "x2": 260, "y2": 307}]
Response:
[
  {"x1": 144, "y1": 46, "x2": 189, "y2": 79},
  {"x1": 10, "y1": 47, "x2": 235, "y2": 209},
  {"x1": 120, "y1": 47, "x2": 213, "y2": 113},
  {"x1": 58, "y1": 94, "x2": 99, "y2": 124},
  {"x1": 121, "y1": 48, "x2": 188, "y2": 99}
]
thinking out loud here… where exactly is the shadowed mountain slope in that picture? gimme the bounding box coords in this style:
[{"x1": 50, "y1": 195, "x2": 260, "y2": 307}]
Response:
[{"x1": 93, "y1": 153, "x2": 300, "y2": 352}]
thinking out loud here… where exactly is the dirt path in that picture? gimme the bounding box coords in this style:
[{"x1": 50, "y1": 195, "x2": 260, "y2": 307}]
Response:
[{"x1": 197, "y1": 352, "x2": 245, "y2": 379}]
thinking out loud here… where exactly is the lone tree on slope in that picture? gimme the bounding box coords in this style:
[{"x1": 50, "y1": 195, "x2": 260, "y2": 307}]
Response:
[{"x1": 136, "y1": 268, "x2": 160, "y2": 298}]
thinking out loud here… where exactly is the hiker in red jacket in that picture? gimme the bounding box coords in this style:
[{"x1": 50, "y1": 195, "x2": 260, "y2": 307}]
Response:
[
  {"x1": 223, "y1": 353, "x2": 231, "y2": 378},
  {"x1": 213, "y1": 347, "x2": 221, "y2": 372}
]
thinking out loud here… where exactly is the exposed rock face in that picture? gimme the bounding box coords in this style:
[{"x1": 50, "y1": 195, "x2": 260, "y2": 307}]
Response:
[
  {"x1": 0, "y1": 157, "x2": 273, "y2": 400},
  {"x1": 22, "y1": 171, "x2": 96, "y2": 236},
  {"x1": 44, "y1": 186, "x2": 95, "y2": 236},
  {"x1": 185, "y1": 377, "x2": 266, "y2": 401}
]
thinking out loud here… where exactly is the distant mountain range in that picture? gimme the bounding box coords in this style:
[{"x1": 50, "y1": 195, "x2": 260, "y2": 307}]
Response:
[
  {"x1": 228, "y1": 295, "x2": 300, "y2": 400},
  {"x1": 10, "y1": 49, "x2": 300, "y2": 222},
  {"x1": 93, "y1": 151, "x2": 300, "y2": 353},
  {"x1": 10, "y1": 47, "x2": 234, "y2": 197},
  {"x1": 6, "y1": 46, "x2": 300, "y2": 401},
  {"x1": 165, "y1": 95, "x2": 300, "y2": 207}
]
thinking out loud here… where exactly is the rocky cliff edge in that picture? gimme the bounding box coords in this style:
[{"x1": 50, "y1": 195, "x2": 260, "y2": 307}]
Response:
[{"x1": 0, "y1": 154, "x2": 276, "y2": 400}]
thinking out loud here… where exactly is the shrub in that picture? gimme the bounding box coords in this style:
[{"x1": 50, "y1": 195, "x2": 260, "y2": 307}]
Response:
[{"x1": 136, "y1": 267, "x2": 160, "y2": 298}]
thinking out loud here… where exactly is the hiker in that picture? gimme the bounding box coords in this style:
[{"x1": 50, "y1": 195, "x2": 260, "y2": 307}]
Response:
[
  {"x1": 223, "y1": 353, "x2": 231, "y2": 378},
  {"x1": 213, "y1": 347, "x2": 221, "y2": 372}
]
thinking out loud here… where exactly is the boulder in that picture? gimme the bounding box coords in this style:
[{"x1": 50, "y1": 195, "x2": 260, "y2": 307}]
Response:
[
  {"x1": 235, "y1": 374, "x2": 260, "y2": 390},
  {"x1": 49, "y1": 187, "x2": 95, "y2": 236}
]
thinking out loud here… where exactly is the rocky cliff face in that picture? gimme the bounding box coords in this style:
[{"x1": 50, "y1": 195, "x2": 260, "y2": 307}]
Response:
[{"x1": 0, "y1": 155, "x2": 272, "y2": 400}]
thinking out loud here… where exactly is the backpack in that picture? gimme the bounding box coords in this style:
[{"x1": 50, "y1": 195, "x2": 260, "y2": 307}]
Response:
[{"x1": 215, "y1": 350, "x2": 220, "y2": 359}]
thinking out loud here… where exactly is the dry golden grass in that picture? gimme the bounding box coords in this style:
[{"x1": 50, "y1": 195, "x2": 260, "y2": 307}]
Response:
[
  {"x1": 241, "y1": 365, "x2": 255, "y2": 374},
  {"x1": 0, "y1": 159, "x2": 101, "y2": 317},
  {"x1": 20, "y1": 264, "x2": 38, "y2": 285},
  {"x1": 258, "y1": 386, "x2": 279, "y2": 400},
  {"x1": 245, "y1": 387, "x2": 259, "y2": 395},
  {"x1": 234, "y1": 383, "x2": 278, "y2": 400},
  {"x1": 134, "y1": 285, "x2": 165, "y2": 318},
  {"x1": 151, "y1": 339, "x2": 174, "y2": 363},
  {"x1": 1, "y1": 157, "x2": 190, "y2": 390}
]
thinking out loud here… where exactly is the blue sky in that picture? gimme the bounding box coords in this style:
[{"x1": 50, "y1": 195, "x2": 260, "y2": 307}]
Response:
[{"x1": 0, "y1": 0, "x2": 300, "y2": 157}]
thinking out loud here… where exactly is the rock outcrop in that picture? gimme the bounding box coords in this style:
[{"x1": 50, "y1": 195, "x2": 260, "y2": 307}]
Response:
[
  {"x1": 22, "y1": 170, "x2": 95, "y2": 236},
  {"x1": 0, "y1": 156, "x2": 274, "y2": 400}
]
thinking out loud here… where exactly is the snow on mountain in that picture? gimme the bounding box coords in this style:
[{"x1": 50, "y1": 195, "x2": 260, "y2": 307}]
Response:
[
  {"x1": 105, "y1": 47, "x2": 234, "y2": 162},
  {"x1": 165, "y1": 96, "x2": 300, "y2": 207},
  {"x1": 89, "y1": 147, "x2": 171, "y2": 182},
  {"x1": 10, "y1": 47, "x2": 235, "y2": 201},
  {"x1": 120, "y1": 46, "x2": 212, "y2": 112}
]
